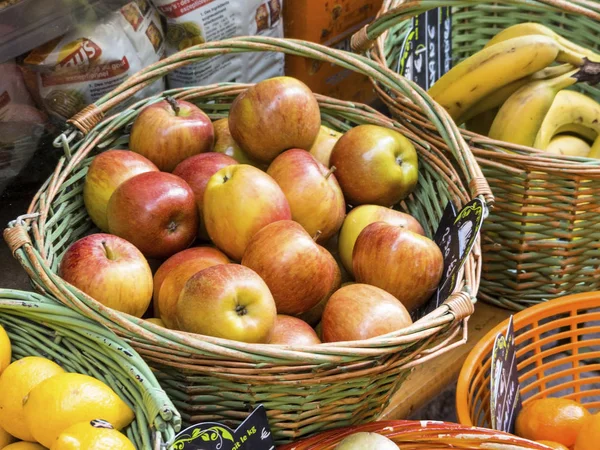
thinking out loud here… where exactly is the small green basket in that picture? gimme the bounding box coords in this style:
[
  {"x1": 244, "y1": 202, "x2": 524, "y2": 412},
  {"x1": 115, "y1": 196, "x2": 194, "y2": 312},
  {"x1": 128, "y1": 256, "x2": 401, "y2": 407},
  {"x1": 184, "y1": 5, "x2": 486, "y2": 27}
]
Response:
[{"x1": 0, "y1": 288, "x2": 181, "y2": 449}]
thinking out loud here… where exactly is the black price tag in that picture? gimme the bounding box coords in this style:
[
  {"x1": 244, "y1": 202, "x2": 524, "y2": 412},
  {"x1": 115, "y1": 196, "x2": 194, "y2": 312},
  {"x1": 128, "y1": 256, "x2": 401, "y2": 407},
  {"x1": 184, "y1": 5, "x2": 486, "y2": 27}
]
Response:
[
  {"x1": 397, "y1": 7, "x2": 452, "y2": 90},
  {"x1": 490, "y1": 316, "x2": 523, "y2": 433},
  {"x1": 416, "y1": 198, "x2": 486, "y2": 319},
  {"x1": 170, "y1": 405, "x2": 275, "y2": 450}
]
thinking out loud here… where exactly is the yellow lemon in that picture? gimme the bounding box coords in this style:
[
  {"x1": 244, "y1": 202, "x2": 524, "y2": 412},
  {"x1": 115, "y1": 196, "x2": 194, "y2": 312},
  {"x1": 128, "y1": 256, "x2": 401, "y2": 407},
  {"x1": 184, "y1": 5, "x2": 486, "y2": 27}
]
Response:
[
  {"x1": 23, "y1": 373, "x2": 134, "y2": 448},
  {"x1": 50, "y1": 420, "x2": 135, "y2": 450},
  {"x1": 0, "y1": 325, "x2": 10, "y2": 374},
  {"x1": 3, "y1": 443, "x2": 47, "y2": 450},
  {"x1": 0, "y1": 424, "x2": 16, "y2": 448},
  {"x1": 0, "y1": 357, "x2": 65, "y2": 441}
]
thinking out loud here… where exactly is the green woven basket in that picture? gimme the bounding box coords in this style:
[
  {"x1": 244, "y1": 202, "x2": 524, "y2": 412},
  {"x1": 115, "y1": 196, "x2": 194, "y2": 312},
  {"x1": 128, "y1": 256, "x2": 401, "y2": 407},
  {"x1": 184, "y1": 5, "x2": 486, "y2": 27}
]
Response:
[
  {"x1": 0, "y1": 288, "x2": 180, "y2": 449},
  {"x1": 352, "y1": 0, "x2": 600, "y2": 310},
  {"x1": 4, "y1": 36, "x2": 492, "y2": 444}
]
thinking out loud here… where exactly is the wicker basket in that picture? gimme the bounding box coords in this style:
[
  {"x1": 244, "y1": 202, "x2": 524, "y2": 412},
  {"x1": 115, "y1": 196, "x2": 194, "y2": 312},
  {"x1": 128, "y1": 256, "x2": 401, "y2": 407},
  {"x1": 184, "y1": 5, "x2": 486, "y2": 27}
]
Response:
[
  {"x1": 456, "y1": 291, "x2": 600, "y2": 429},
  {"x1": 4, "y1": 36, "x2": 492, "y2": 444},
  {"x1": 0, "y1": 288, "x2": 180, "y2": 449},
  {"x1": 277, "y1": 420, "x2": 553, "y2": 449},
  {"x1": 352, "y1": 0, "x2": 600, "y2": 310}
]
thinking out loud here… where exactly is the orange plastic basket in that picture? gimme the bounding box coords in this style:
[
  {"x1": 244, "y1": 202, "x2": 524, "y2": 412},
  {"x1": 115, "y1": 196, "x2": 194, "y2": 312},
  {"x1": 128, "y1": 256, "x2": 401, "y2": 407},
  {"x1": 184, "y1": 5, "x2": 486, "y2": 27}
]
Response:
[{"x1": 456, "y1": 292, "x2": 600, "y2": 428}]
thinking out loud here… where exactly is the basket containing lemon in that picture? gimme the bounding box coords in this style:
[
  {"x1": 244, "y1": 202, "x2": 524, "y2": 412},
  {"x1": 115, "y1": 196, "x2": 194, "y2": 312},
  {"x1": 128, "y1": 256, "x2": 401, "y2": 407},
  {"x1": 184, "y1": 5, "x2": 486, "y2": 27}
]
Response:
[
  {"x1": 0, "y1": 289, "x2": 180, "y2": 450},
  {"x1": 456, "y1": 291, "x2": 600, "y2": 450}
]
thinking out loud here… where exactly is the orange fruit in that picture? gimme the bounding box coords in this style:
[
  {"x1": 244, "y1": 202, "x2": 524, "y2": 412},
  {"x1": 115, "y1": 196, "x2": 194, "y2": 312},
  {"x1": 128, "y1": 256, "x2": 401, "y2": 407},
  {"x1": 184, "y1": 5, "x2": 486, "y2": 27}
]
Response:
[
  {"x1": 574, "y1": 412, "x2": 600, "y2": 450},
  {"x1": 537, "y1": 441, "x2": 569, "y2": 450},
  {"x1": 515, "y1": 397, "x2": 590, "y2": 447}
]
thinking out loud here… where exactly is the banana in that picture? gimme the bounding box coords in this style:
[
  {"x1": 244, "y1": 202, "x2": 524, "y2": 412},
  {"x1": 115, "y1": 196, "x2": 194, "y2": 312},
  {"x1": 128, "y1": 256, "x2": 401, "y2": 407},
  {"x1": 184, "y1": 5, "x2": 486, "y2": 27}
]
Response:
[
  {"x1": 458, "y1": 64, "x2": 575, "y2": 124},
  {"x1": 589, "y1": 136, "x2": 600, "y2": 159},
  {"x1": 485, "y1": 22, "x2": 600, "y2": 65},
  {"x1": 428, "y1": 35, "x2": 560, "y2": 121},
  {"x1": 464, "y1": 108, "x2": 499, "y2": 137},
  {"x1": 555, "y1": 123, "x2": 598, "y2": 142},
  {"x1": 488, "y1": 69, "x2": 579, "y2": 147},
  {"x1": 533, "y1": 90, "x2": 600, "y2": 150},
  {"x1": 546, "y1": 135, "x2": 591, "y2": 157}
]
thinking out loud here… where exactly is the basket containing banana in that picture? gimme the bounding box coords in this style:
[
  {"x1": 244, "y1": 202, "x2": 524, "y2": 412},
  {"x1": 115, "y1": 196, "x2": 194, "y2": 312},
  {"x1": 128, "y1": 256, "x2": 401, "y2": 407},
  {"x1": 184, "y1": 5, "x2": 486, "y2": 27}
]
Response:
[{"x1": 352, "y1": 0, "x2": 600, "y2": 310}]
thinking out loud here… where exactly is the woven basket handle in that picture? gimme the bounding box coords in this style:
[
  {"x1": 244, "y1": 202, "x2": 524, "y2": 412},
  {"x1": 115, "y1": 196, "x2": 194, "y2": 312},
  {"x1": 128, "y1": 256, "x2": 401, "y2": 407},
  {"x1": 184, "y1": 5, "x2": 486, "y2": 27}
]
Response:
[
  {"x1": 351, "y1": 0, "x2": 600, "y2": 53},
  {"x1": 65, "y1": 36, "x2": 493, "y2": 206}
]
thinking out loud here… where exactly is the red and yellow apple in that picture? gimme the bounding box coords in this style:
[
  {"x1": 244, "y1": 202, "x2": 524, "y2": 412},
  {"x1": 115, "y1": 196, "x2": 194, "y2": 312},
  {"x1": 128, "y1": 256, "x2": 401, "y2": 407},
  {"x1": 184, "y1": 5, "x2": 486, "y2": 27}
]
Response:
[
  {"x1": 175, "y1": 264, "x2": 276, "y2": 343},
  {"x1": 308, "y1": 125, "x2": 342, "y2": 167},
  {"x1": 59, "y1": 233, "x2": 153, "y2": 317},
  {"x1": 269, "y1": 315, "x2": 321, "y2": 346},
  {"x1": 321, "y1": 283, "x2": 412, "y2": 343},
  {"x1": 228, "y1": 77, "x2": 321, "y2": 163},
  {"x1": 157, "y1": 247, "x2": 229, "y2": 328},
  {"x1": 83, "y1": 150, "x2": 158, "y2": 231},
  {"x1": 203, "y1": 164, "x2": 291, "y2": 261},
  {"x1": 212, "y1": 118, "x2": 265, "y2": 168},
  {"x1": 267, "y1": 149, "x2": 345, "y2": 243},
  {"x1": 338, "y1": 205, "x2": 425, "y2": 275},
  {"x1": 129, "y1": 97, "x2": 214, "y2": 172},
  {"x1": 330, "y1": 125, "x2": 418, "y2": 206},
  {"x1": 241, "y1": 220, "x2": 341, "y2": 315},
  {"x1": 353, "y1": 222, "x2": 443, "y2": 312},
  {"x1": 172, "y1": 152, "x2": 237, "y2": 239},
  {"x1": 107, "y1": 172, "x2": 198, "y2": 259}
]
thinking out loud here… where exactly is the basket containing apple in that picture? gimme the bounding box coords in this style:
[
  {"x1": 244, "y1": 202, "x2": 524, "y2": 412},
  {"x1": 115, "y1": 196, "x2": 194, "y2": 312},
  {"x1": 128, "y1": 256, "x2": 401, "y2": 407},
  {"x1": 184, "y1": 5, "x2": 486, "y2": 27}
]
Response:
[{"x1": 4, "y1": 36, "x2": 493, "y2": 444}]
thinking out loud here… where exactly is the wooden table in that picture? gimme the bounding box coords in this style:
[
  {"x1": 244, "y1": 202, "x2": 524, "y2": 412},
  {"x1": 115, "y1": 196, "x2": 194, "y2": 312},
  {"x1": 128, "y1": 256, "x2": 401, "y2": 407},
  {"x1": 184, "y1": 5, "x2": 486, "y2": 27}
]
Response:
[{"x1": 381, "y1": 302, "x2": 513, "y2": 420}]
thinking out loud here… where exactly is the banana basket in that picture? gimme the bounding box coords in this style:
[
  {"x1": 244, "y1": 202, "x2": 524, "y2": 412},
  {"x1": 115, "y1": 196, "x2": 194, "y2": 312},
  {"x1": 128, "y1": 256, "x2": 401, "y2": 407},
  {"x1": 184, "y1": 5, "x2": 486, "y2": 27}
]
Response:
[
  {"x1": 3, "y1": 37, "x2": 492, "y2": 444},
  {"x1": 277, "y1": 420, "x2": 555, "y2": 449},
  {"x1": 352, "y1": 0, "x2": 600, "y2": 310},
  {"x1": 456, "y1": 291, "x2": 600, "y2": 428},
  {"x1": 0, "y1": 288, "x2": 180, "y2": 449}
]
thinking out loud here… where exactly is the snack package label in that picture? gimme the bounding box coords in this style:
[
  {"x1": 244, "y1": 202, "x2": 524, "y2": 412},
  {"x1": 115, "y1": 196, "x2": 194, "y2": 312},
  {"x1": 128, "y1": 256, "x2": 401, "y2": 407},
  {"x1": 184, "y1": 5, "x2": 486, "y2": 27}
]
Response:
[{"x1": 152, "y1": 0, "x2": 284, "y2": 87}]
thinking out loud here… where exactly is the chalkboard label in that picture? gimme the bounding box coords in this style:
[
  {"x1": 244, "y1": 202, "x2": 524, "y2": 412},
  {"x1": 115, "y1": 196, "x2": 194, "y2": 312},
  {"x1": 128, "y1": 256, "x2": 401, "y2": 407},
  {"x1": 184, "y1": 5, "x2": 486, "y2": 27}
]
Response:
[
  {"x1": 171, "y1": 405, "x2": 275, "y2": 450},
  {"x1": 416, "y1": 198, "x2": 486, "y2": 319},
  {"x1": 490, "y1": 316, "x2": 522, "y2": 433},
  {"x1": 398, "y1": 7, "x2": 452, "y2": 90}
]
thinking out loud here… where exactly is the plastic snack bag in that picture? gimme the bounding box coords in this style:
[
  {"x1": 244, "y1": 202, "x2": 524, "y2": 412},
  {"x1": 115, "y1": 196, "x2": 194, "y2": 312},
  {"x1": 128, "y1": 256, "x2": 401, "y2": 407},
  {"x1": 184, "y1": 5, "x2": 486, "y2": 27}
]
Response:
[{"x1": 151, "y1": 0, "x2": 284, "y2": 87}]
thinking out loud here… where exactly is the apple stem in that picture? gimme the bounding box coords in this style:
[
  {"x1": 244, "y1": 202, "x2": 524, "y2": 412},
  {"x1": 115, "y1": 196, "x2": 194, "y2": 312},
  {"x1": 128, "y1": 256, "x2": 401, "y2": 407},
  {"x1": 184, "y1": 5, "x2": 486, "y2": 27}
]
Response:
[
  {"x1": 324, "y1": 166, "x2": 337, "y2": 180},
  {"x1": 313, "y1": 230, "x2": 323, "y2": 242},
  {"x1": 101, "y1": 241, "x2": 115, "y2": 261},
  {"x1": 235, "y1": 304, "x2": 248, "y2": 316},
  {"x1": 165, "y1": 96, "x2": 180, "y2": 116}
]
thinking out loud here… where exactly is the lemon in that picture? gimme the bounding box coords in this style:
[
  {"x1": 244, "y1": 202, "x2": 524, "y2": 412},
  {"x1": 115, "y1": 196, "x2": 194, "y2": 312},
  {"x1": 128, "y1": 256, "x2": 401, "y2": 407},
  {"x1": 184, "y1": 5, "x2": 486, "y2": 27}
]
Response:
[
  {"x1": 0, "y1": 424, "x2": 16, "y2": 448},
  {"x1": 3, "y1": 443, "x2": 47, "y2": 450},
  {"x1": 23, "y1": 373, "x2": 134, "y2": 448},
  {"x1": 0, "y1": 357, "x2": 65, "y2": 441},
  {"x1": 50, "y1": 420, "x2": 135, "y2": 450},
  {"x1": 0, "y1": 325, "x2": 10, "y2": 374}
]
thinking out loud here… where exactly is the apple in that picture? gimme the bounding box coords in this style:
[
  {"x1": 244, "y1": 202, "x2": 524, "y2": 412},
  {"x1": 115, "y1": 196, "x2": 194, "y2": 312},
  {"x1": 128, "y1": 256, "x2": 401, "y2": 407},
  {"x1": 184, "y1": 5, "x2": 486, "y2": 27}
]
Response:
[
  {"x1": 338, "y1": 205, "x2": 425, "y2": 275},
  {"x1": 269, "y1": 315, "x2": 321, "y2": 346},
  {"x1": 228, "y1": 77, "x2": 321, "y2": 163},
  {"x1": 321, "y1": 283, "x2": 412, "y2": 343},
  {"x1": 203, "y1": 164, "x2": 291, "y2": 261},
  {"x1": 241, "y1": 220, "x2": 340, "y2": 315},
  {"x1": 267, "y1": 149, "x2": 345, "y2": 243},
  {"x1": 308, "y1": 125, "x2": 342, "y2": 167},
  {"x1": 172, "y1": 152, "x2": 238, "y2": 239},
  {"x1": 330, "y1": 124, "x2": 419, "y2": 206},
  {"x1": 83, "y1": 150, "x2": 158, "y2": 232},
  {"x1": 212, "y1": 118, "x2": 266, "y2": 168},
  {"x1": 353, "y1": 222, "x2": 443, "y2": 312},
  {"x1": 129, "y1": 97, "x2": 214, "y2": 172},
  {"x1": 157, "y1": 247, "x2": 229, "y2": 328},
  {"x1": 175, "y1": 264, "x2": 276, "y2": 343},
  {"x1": 334, "y1": 432, "x2": 398, "y2": 449},
  {"x1": 59, "y1": 233, "x2": 153, "y2": 317},
  {"x1": 107, "y1": 172, "x2": 198, "y2": 259}
]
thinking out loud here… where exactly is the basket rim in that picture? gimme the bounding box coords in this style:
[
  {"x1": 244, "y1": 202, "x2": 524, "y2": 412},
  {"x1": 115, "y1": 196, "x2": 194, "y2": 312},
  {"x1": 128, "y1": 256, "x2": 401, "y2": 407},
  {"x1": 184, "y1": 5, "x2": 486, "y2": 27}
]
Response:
[{"x1": 455, "y1": 290, "x2": 600, "y2": 426}]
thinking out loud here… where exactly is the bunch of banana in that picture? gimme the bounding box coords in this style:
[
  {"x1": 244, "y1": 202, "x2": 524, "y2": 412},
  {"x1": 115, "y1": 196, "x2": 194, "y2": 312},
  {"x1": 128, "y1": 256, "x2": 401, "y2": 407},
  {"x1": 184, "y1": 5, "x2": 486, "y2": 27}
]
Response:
[{"x1": 428, "y1": 22, "x2": 600, "y2": 157}]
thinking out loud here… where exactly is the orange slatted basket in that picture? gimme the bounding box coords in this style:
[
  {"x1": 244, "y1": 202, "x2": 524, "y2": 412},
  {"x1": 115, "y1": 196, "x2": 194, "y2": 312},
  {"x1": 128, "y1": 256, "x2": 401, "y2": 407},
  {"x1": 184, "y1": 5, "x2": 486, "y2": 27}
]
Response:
[{"x1": 456, "y1": 291, "x2": 600, "y2": 428}]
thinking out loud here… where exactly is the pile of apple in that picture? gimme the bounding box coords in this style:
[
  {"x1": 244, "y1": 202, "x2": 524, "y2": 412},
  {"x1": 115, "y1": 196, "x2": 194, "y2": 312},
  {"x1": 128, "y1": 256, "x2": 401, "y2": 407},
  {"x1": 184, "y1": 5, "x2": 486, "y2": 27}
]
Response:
[{"x1": 60, "y1": 76, "x2": 444, "y2": 345}]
